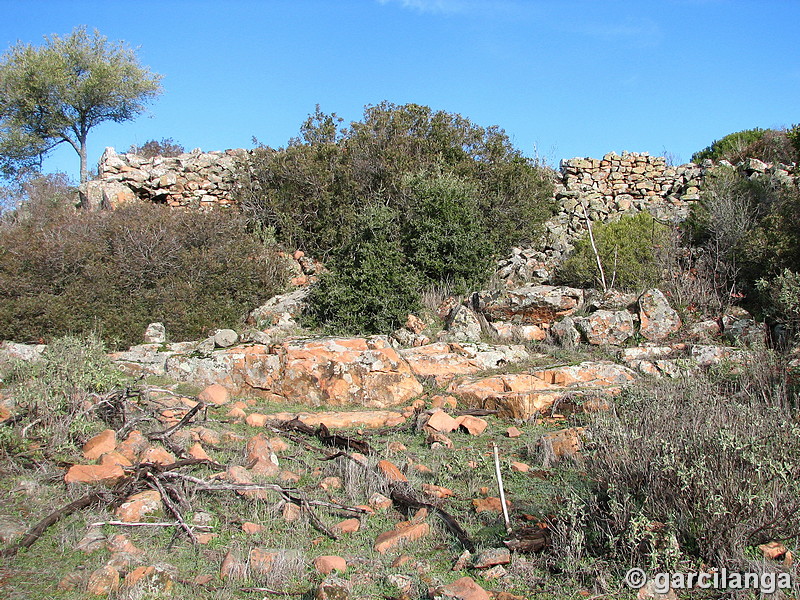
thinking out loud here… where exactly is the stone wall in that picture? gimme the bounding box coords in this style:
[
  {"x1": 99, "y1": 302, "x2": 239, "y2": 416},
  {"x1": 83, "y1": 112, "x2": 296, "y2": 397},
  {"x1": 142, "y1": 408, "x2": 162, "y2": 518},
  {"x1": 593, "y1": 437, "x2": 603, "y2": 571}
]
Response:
[{"x1": 81, "y1": 147, "x2": 248, "y2": 210}]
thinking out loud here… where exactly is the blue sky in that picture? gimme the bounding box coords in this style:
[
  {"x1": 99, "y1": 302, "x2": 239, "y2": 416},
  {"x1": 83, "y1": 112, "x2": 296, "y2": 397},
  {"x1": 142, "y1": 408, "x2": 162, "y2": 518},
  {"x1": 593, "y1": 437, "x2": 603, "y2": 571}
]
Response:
[{"x1": 1, "y1": 0, "x2": 798, "y2": 182}]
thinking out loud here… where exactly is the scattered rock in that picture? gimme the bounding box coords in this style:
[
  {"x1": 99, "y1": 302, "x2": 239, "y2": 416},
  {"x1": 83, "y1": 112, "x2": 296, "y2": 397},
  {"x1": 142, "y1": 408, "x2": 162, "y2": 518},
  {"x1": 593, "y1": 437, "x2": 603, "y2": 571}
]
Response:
[
  {"x1": 540, "y1": 427, "x2": 585, "y2": 466},
  {"x1": 315, "y1": 575, "x2": 350, "y2": 600},
  {"x1": 472, "y1": 547, "x2": 510, "y2": 569},
  {"x1": 115, "y1": 490, "x2": 162, "y2": 522},
  {"x1": 143, "y1": 322, "x2": 166, "y2": 344},
  {"x1": 64, "y1": 464, "x2": 125, "y2": 486},
  {"x1": 242, "y1": 522, "x2": 264, "y2": 534},
  {"x1": 220, "y1": 550, "x2": 246, "y2": 579},
  {"x1": 505, "y1": 426, "x2": 522, "y2": 438},
  {"x1": 333, "y1": 518, "x2": 361, "y2": 534},
  {"x1": 472, "y1": 497, "x2": 510, "y2": 514},
  {"x1": 249, "y1": 548, "x2": 278, "y2": 575},
  {"x1": 638, "y1": 289, "x2": 682, "y2": 341},
  {"x1": 82, "y1": 429, "x2": 117, "y2": 461},
  {"x1": 213, "y1": 328, "x2": 239, "y2": 348},
  {"x1": 426, "y1": 409, "x2": 460, "y2": 433},
  {"x1": 314, "y1": 555, "x2": 347, "y2": 574},
  {"x1": 436, "y1": 576, "x2": 491, "y2": 600},
  {"x1": 86, "y1": 565, "x2": 120, "y2": 596},
  {"x1": 199, "y1": 383, "x2": 230, "y2": 405},
  {"x1": 456, "y1": 415, "x2": 487, "y2": 436},
  {"x1": 377, "y1": 460, "x2": 408, "y2": 483}
]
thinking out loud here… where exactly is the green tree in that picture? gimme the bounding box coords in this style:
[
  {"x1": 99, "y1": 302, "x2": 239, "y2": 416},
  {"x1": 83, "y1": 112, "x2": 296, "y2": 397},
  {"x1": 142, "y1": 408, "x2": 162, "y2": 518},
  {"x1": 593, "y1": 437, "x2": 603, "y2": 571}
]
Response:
[{"x1": 0, "y1": 26, "x2": 162, "y2": 183}]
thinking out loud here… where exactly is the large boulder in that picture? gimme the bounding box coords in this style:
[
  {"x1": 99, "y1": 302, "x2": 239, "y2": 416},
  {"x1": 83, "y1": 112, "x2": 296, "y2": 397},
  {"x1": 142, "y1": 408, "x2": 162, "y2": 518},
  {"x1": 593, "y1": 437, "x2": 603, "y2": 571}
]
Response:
[
  {"x1": 473, "y1": 285, "x2": 584, "y2": 325},
  {"x1": 576, "y1": 310, "x2": 636, "y2": 345},
  {"x1": 272, "y1": 337, "x2": 422, "y2": 408},
  {"x1": 444, "y1": 305, "x2": 483, "y2": 343},
  {"x1": 638, "y1": 289, "x2": 681, "y2": 341}
]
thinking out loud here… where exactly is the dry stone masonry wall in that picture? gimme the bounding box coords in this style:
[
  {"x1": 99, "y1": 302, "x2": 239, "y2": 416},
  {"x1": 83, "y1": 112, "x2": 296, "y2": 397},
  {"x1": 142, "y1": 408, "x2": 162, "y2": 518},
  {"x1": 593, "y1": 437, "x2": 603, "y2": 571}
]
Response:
[{"x1": 81, "y1": 147, "x2": 248, "y2": 210}]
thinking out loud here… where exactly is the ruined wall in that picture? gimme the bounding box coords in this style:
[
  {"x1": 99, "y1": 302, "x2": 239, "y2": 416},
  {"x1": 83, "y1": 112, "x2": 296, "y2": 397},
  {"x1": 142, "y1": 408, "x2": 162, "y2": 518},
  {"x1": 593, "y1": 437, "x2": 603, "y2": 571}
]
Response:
[{"x1": 81, "y1": 147, "x2": 248, "y2": 210}]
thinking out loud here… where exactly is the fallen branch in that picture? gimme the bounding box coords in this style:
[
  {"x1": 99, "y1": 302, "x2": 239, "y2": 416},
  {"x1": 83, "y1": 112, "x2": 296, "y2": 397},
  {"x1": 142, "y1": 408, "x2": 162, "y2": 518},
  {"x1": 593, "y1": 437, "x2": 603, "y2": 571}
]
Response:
[
  {"x1": 89, "y1": 520, "x2": 213, "y2": 530},
  {"x1": 1, "y1": 491, "x2": 104, "y2": 557},
  {"x1": 146, "y1": 473, "x2": 197, "y2": 545}
]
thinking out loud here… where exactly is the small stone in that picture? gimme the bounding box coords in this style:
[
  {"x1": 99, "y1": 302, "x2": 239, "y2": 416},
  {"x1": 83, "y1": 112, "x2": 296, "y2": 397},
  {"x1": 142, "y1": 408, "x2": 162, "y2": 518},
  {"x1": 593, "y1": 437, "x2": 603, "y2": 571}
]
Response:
[
  {"x1": 510, "y1": 461, "x2": 530, "y2": 473},
  {"x1": 143, "y1": 322, "x2": 166, "y2": 344},
  {"x1": 283, "y1": 502, "x2": 302, "y2": 522},
  {"x1": 188, "y1": 442, "x2": 211, "y2": 461},
  {"x1": 333, "y1": 518, "x2": 360, "y2": 534},
  {"x1": 452, "y1": 549, "x2": 471, "y2": 571},
  {"x1": 426, "y1": 409, "x2": 460, "y2": 433},
  {"x1": 246, "y1": 413, "x2": 269, "y2": 427},
  {"x1": 220, "y1": 550, "x2": 246, "y2": 579},
  {"x1": 472, "y1": 547, "x2": 511, "y2": 569},
  {"x1": 106, "y1": 534, "x2": 143, "y2": 555},
  {"x1": 472, "y1": 497, "x2": 510, "y2": 514},
  {"x1": 387, "y1": 441, "x2": 407, "y2": 452},
  {"x1": 315, "y1": 575, "x2": 350, "y2": 600},
  {"x1": 199, "y1": 383, "x2": 230, "y2": 406},
  {"x1": 242, "y1": 522, "x2": 264, "y2": 534},
  {"x1": 82, "y1": 429, "x2": 117, "y2": 461},
  {"x1": 377, "y1": 460, "x2": 407, "y2": 483},
  {"x1": 391, "y1": 554, "x2": 413, "y2": 568},
  {"x1": 482, "y1": 564, "x2": 507, "y2": 580},
  {"x1": 422, "y1": 483, "x2": 454, "y2": 498},
  {"x1": 456, "y1": 415, "x2": 488, "y2": 436},
  {"x1": 320, "y1": 476, "x2": 343, "y2": 490},
  {"x1": 64, "y1": 464, "x2": 125, "y2": 486},
  {"x1": 314, "y1": 555, "x2": 347, "y2": 574},
  {"x1": 86, "y1": 565, "x2": 120, "y2": 596},
  {"x1": 506, "y1": 426, "x2": 522, "y2": 438},
  {"x1": 115, "y1": 490, "x2": 162, "y2": 522},
  {"x1": 249, "y1": 548, "x2": 278, "y2": 574},
  {"x1": 369, "y1": 492, "x2": 393, "y2": 510},
  {"x1": 437, "y1": 576, "x2": 490, "y2": 600},
  {"x1": 213, "y1": 328, "x2": 238, "y2": 348},
  {"x1": 139, "y1": 446, "x2": 176, "y2": 466},
  {"x1": 759, "y1": 541, "x2": 789, "y2": 560}
]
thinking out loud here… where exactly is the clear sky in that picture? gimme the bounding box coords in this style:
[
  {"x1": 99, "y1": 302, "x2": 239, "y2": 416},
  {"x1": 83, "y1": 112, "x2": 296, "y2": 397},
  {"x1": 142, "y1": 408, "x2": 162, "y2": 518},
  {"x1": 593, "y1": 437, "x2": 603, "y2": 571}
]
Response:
[{"x1": 1, "y1": 0, "x2": 798, "y2": 182}]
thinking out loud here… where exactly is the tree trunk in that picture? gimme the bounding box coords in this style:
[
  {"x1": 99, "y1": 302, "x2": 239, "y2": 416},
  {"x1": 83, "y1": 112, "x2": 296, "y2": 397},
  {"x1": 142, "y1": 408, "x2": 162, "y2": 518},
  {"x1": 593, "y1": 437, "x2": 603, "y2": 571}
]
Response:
[{"x1": 79, "y1": 139, "x2": 88, "y2": 184}]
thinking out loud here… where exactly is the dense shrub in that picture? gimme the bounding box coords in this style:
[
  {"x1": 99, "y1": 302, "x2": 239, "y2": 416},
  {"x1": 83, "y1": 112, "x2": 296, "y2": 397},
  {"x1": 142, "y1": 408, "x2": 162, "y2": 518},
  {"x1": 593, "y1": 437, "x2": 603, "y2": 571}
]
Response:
[
  {"x1": 582, "y1": 356, "x2": 800, "y2": 570},
  {"x1": 556, "y1": 212, "x2": 671, "y2": 291},
  {"x1": 304, "y1": 204, "x2": 422, "y2": 334},
  {"x1": 0, "y1": 202, "x2": 287, "y2": 348},
  {"x1": 692, "y1": 127, "x2": 796, "y2": 165},
  {"x1": 685, "y1": 165, "x2": 800, "y2": 313},
  {"x1": 2, "y1": 334, "x2": 128, "y2": 454},
  {"x1": 238, "y1": 102, "x2": 554, "y2": 333}
]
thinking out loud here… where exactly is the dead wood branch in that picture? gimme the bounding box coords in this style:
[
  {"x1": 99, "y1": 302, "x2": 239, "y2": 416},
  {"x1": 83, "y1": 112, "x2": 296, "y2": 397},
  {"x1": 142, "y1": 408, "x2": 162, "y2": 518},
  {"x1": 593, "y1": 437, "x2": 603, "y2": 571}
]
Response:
[{"x1": 0, "y1": 491, "x2": 105, "y2": 557}]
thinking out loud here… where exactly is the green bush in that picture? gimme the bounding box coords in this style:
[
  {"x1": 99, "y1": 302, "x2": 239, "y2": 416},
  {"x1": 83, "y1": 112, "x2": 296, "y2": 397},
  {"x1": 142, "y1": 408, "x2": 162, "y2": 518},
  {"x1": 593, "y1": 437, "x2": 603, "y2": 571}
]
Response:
[
  {"x1": 582, "y1": 356, "x2": 800, "y2": 570},
  {"x1": 304, "y1": 204, "x2": 422, "y2": 335},
  {"x1": 3, "y1": 334, "x2": 128, "y2": 454},
  {"x1": 556, "y1": 212, "x2": 670, "y2": 291},
  {"x1": 692, "y1": 127, "x2": 795, "y2": 164},
  {"x1": 757, "y1": 269, "x2": 800, "y2": 343},
  {"x1": 239, "y1": 102, "x2": 555, "y2": 334},
  {"x1": 0, "y1": 202, "x2": 288, "y2": 348}
]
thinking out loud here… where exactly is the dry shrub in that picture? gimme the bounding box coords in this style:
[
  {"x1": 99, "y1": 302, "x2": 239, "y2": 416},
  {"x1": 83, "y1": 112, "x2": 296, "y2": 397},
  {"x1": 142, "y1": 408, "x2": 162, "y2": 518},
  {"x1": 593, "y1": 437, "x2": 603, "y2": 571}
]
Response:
[{"x1": 582, "y1": 352, "x2": 800, "y2": 573}]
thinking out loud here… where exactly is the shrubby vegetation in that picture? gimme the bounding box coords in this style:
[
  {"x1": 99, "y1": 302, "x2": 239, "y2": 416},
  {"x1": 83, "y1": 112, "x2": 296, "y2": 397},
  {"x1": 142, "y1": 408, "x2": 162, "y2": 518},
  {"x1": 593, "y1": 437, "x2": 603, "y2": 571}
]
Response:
[
  {"x1": 238, "y1": 102, "x2": 555, "y2": 333},
  {"x1": 574, "y1": 356, "x2": 800, "y2": 573},
  {"x1": 127, "y1": 137, "x2": 186, "y2": 158},
  {"x1": 1, "y1": 334, "x2": 128, "y2": 456},
  {"x1": 556, "y1": 212, "x2": 671, "y2": 292},
  {"x1": 0, "y1": 188, "x2": 287, "y2": 348},
  {"x1": 691, "y1": 126, "x2": 798, "y2": 165}
]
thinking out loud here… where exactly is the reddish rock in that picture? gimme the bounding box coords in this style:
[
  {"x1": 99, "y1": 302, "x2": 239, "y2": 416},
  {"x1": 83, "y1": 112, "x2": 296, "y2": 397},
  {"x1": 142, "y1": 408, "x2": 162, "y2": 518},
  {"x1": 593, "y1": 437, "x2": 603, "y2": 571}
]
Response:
[
  {"x1": 117, "y1": 430, "x2": 149, "y2": 462},
  {"x1": 506, "y1": 426, "x2": 522, "y2": 438},
  {"x1": 576, "y1": 310, "x2": 635, "y2": 345},
  {"x1": 283, "y1": 503, "x2": 301, "y2": 522},
  {"x1": 122, "y1": 566, "x2": 173, "y2": 593},
  {"x1": 422, "y1": 483, "x2": 454, "y2": 498},
  {"x1": 400, "y1": 342, "x2": 528, "y2": 385},
  {"x1": 106, "y1": 534, "x2": 143, "y2": 555},
  {"x1": 478, "y1": 285, "x2": 584, "y2": 324},
  {"x1": 245, "y1": 412, "x2": 269, "y2": 427},
  {"x1": 86, "y1": 565, "x2": 120, "y2": 596},
  {"x1": 320, "y1": 476, "x2": 343, "y2": 491},
  {"x1": 139, "y1": 446, "x2": 176, "y2": 466},
  {"x1": 98, "y1": 450, "x2": 132, "y2": 468},
  {"x1": 449, "y1": 373, "x2": 562, "y2": 420},
  {"x1": 199, "y1": 383, "x2": 230, "y2": 405},
  {"x1": 64, "y1": 464, "x2": 125, "y2": 486},
  {"x1": 273, "y1": 337, "x2": 423, "y2": 408},
  {"x1": 115, "y1": 490, "x2": 162, "y2": 522},
  {"x1": 226, "y1": 465, "x2": 270, "y2": 499},
  {"x1": 369, "y1": 492, "x2": 393, "y2": 510},
  {"x1": 242, "y1": 522, "x2": 264, "y2": 534},
  {"x1": 314, "y1": 555, "x2": 347, "y2": 574},
  {"x1": 374, "y1": 521, "x2": 430, "y2": 554},
  {"x1": 220, "y1": 550, "x2": 246, "y2": 579},
  {"x1": 540, "y1": 427, "x2": 585, "y2": 465},
  {"x1": 406, "y1": 314, "x2": 427, "y2": 334},
  {"x1": 430, "y1": 394, "x2": 459, "y2": 409},
  {"x1": 333, "y1": 518, "x2": 360, "y2": 534},
  {"x1": 510, "y1": 461, "x2": 530, "y2": 473},
  {"x1": 188, "y1": 442, "x2": 211, "y2": 461},
  {"x1": 249, "y1": 548, "x2": 278, "y2": 574},
  {"x1": 438, "y1": 576, "x2": 491, "y2": 600},
  {"x1": 269, "y1": 410, "x2": 406, "y2": 429},
  {"x1": 472, "y1": 547, "x2": 510, "y2": 568},
  {"x1": 472, "y1": 497, "x2": 510, "y2": 514},
  {"x1": 377, "y1": 460, "x2": 408, "y2": 483},
  {"x1": 456, "y1": 415, "x2": 488, "y2": 436},
  {"x1": 82, "y1": 429, "x2": 116, "y2": 461},
  {"x1": 759, "y1": 541, "x2": 789, "y2": 560},
  {"x1": 426, "y1": 409, "x2": 460, "y2": 433}
]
